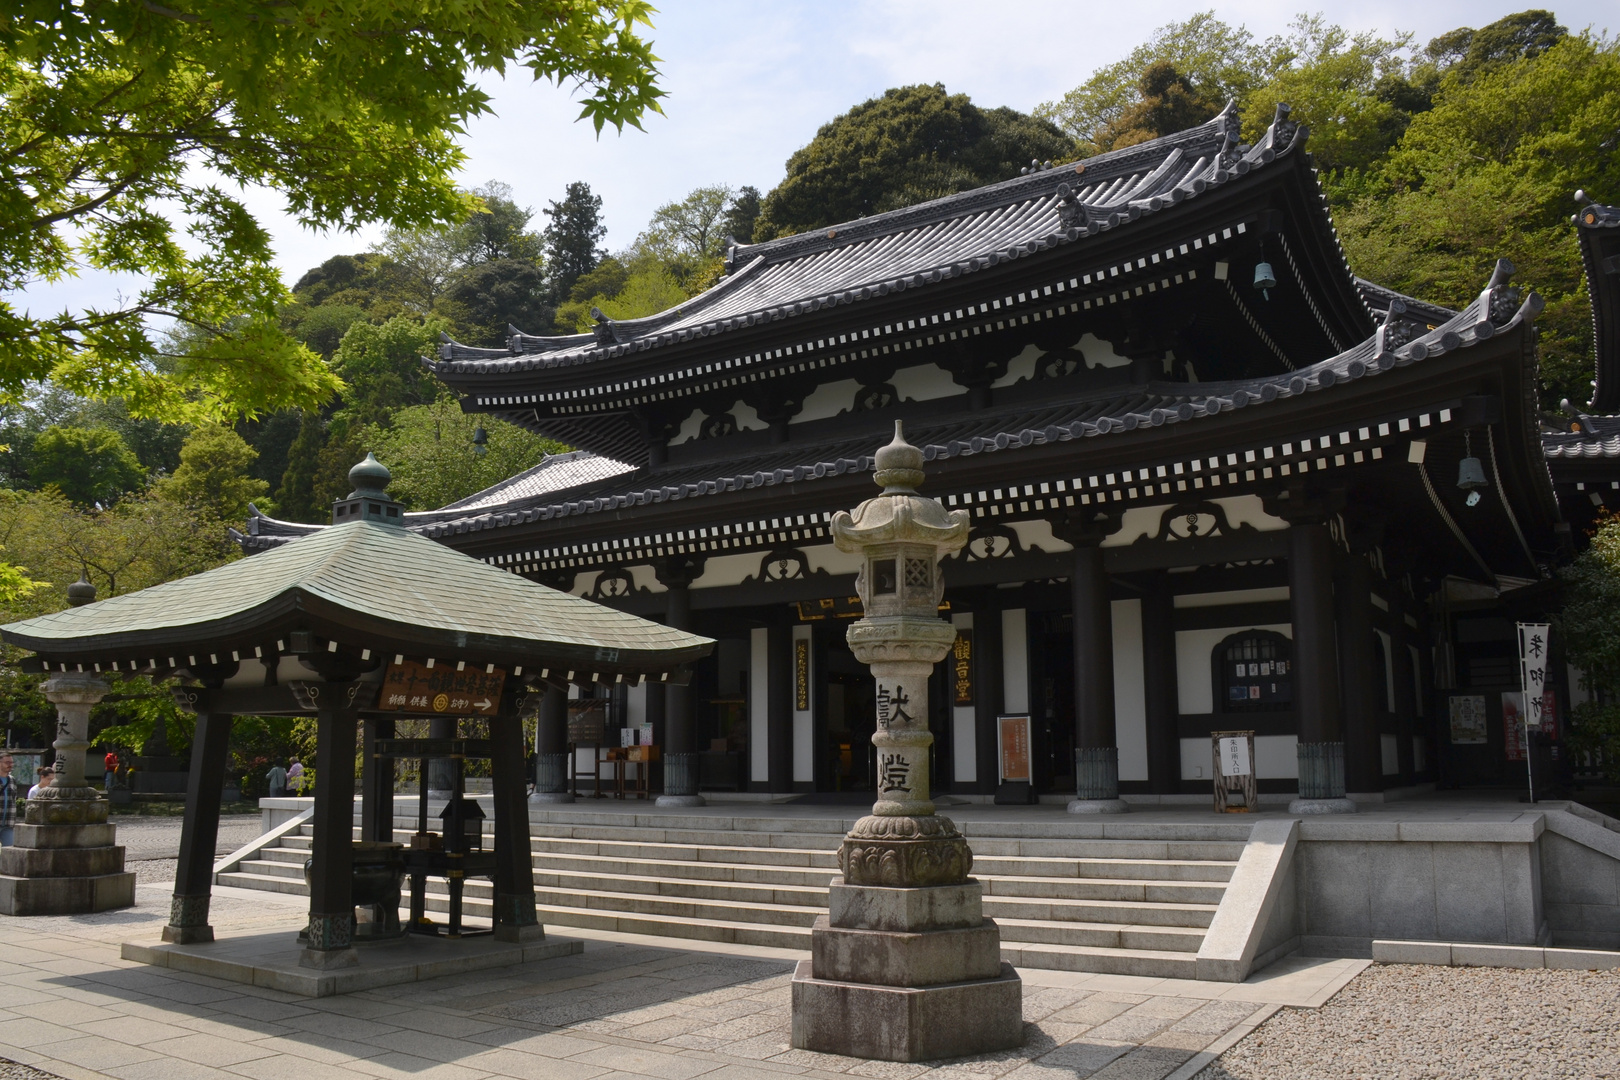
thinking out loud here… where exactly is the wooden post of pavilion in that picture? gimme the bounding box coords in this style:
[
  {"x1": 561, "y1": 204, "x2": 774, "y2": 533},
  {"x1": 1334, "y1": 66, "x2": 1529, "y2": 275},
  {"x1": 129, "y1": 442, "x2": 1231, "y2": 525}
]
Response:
[{"x1": 164, "y1": 705, "x2": 233, "y2": 943}]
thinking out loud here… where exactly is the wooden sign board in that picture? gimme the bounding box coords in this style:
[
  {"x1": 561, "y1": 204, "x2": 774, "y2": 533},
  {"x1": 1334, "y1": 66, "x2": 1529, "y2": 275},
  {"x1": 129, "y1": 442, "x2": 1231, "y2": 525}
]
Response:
[
  {"x1": 567, "y1": 700, "x2": 610, "y2": 745},
  {"x1": 376, "y1": 661, "x2": 505, "y2": 715},
  {"x1": 998, "y1": 715, "x2": 1032, "y2": 783},
  {"x1": 1211, "y1": 729, "x2": 1257, "y2": 813},
  {"x1": 951, "y1": 630, "x2": 973, "y2": 706}
]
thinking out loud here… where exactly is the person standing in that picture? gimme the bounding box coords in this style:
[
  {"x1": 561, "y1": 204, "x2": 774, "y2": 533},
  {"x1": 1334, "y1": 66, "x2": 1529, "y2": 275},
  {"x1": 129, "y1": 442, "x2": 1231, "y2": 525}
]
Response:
[
  {"x1": 27, "y1": 767, "x2": 53, "y2": 800},
  {"x1": 103, "y1": 749, "x2": 118, "y2": 792},
  {"x1": 0, "y1": 754, "x2": 19, "y2": 847},
  {"x1": 287, "y1": 757, "x2": 304, "y2": 794},
  {"x1": 266, "y1": 760, "x2": 288, "y2": 798}
]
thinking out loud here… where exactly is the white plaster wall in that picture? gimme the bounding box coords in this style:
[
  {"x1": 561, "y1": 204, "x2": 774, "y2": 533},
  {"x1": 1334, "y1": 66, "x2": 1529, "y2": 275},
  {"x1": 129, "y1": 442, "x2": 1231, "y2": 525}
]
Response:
[
  {"x1": 990, "y1": 344, "x2": 1041, "y2": 388},
  {"x1": 1078, "y1": 332, "x2": 1131, "y2": 369},
  {"x1": 627, "y1": 682, "x2": 648, "y2": 727},
  {"x1": 793, "y1": 624, "x2": 814, "y2": 783},
  {"x1": 1179, "y1": 735, "x2": 1298, "y2": 780},
  {"x1": 1102, "y1": 504, "x2": 1169, "y2": 547},
  {"x1": 1113, "y1": 598, "x2": 1148, "y2": 783},
  {"x1": 951, "y1": 612, "x2": 976, "y2": 784},
  {"x1": 1173, "y1": 586, "x2": 1289, "y2": 609},
  {"x1": 794, "y1": 378, "x2": 859, "y2": 424},
  {"x1": 750, "y1": 628, "x2": 769, "y2": 782},
  {"x1": 726, "y1": 400, "x2": 769, "y2": 431},
  {"x1": 671, "y1": 408, "x2": 705, "y2": 444},
  {"x1": 1105, "y1": 495, "x2": 1288, "y2": 549},
  {"x1": 570, "y1": 565, "x2": 665, "y2": 597},
  {"x1": 1175, "y1": 623, "x2": 1293, "y2": 714},
  {"x1": 691, "y1": 551, "x2": 763, "y2": 590},
  {"x1": 1007, "y1": 518, "x2": 1071, "y2": 554},
  {"x1": 1002, "y1": 609, "x2": 1029, "y2": 713},
  {"x1": 1381, "y1": 734, "x2": 1399, "y2": 776},
  {"x1": 805, "y1": 543, "x2": 864, "y2": 575},
  {"x1": 1376, "y1": 629, "x2": 1396, "y2": 712},
  {"x1": 889, "y1": 363, "x2": 959, "y2": 402}
]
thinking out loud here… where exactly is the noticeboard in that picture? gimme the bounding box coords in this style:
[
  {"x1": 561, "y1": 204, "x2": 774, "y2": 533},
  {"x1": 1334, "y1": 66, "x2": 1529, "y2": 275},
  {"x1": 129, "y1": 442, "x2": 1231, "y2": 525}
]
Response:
[
  {"x1": 376, "y1": 661, "x2": 505, "y2": 715},
  {"x1": 998, "y1": 715, "x2": 1032, "y2": 783},
  {"x1": 1211, "y1": 729, "x2": 1257, "y2": 813}
]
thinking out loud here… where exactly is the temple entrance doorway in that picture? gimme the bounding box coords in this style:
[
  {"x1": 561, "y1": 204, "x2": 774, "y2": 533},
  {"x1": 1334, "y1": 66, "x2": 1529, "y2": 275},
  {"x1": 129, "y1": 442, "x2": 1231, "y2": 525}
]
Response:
[
  {"x1": 1029, "y1": 611, "x2": 1077, "y2": 794},
  {"x1": 817, "y1": 631, "x2": 875, "y2": 792}
]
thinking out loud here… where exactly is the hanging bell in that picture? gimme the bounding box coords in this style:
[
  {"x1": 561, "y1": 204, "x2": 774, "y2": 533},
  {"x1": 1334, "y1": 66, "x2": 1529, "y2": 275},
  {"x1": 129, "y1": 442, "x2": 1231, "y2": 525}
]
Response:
[
  {"x1": 1457, "y1": 453, "x2": 1487, "y2": 506},
  {"x1": 1253, "y1": 261, "x2": 1277, "y2": 300},
  {"x1": 472, "y1": 426, "x2": 488, "y2": 457}
]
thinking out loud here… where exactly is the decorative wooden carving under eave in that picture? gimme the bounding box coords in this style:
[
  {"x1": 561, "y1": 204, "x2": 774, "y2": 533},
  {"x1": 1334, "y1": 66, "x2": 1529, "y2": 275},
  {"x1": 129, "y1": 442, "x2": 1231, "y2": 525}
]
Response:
[
  {"x1": 586, "y1": 567, "x2": 650, "y2": 602},
  {"x1": 1132, "y1": 501, "x2": 1260, "y2": 546},
  {"x1": 1047, "y1": 507, "x2": 1125, "y2": 548},
  {"x1": 653, "y1": 553, "x2": 707, "y2": 590}
]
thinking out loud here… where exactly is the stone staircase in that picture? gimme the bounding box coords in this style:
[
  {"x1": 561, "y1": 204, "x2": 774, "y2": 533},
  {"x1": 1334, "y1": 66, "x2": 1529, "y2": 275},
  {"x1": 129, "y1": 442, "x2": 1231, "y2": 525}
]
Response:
[{"x1": 217, "y1": 811, "x2": 1246, "y2": 978}]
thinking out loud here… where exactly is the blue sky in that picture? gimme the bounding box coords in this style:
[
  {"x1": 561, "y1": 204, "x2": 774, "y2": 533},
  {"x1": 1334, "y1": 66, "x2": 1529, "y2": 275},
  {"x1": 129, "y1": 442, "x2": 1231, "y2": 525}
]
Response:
[{"x1": 15, "y1": 0, "x2": 1619, "y2": 316}]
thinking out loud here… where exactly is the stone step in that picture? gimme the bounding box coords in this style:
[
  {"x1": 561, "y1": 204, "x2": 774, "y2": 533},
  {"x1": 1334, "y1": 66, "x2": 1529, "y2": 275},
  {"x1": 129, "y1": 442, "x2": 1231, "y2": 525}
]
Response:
[
  {"x1": 963, "y1": 838, "x2": 1246, "y2": 861},
  {"x1": 237, "y1": 856, "x2": 306, "y2": 881},
  {"x1": 531, "y1": 868, "x2": 827, "y2": 908},
  {"x1": 1000, "y1": 941, "x2": 1201, "y2": 979},
  {"x1": 972, "y1": 855, "x2": 1237, "y2": 882},
  {"x1": 216, "y1": 870, "x2": 311, "y2": 896},
  {"x1": 993, "y1": 917, "x2": 1206, "y2": 953},
  {"x1": 981, "y1": 894, "x2": 1217, "y2": 928},
  {"x1": 531, "y1": 884, "x2": 823, "y2": 928},
  {"x1": 979, "y1": 875, "x2": 1227, "y2": 905}
]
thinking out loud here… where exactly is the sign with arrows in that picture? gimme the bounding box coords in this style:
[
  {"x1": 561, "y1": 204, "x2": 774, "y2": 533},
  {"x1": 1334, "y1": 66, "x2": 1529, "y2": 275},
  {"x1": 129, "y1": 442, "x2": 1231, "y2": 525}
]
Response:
[{"x1": 376, "y1": 660, "x2": 506, "y2": 715}]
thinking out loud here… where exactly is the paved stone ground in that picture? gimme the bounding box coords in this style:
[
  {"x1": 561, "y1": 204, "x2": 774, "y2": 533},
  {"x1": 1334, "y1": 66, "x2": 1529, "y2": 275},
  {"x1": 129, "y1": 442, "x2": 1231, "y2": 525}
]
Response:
[
  {"x1": 107, "y1": 815, "x2": 261, "y2": 884},
  {"x1": 0, "y1": 882, "x2": 1345, "y2": 1080},
  {"x1": 1198, "y1": 963, "x2": 1620, "y2": 1080}
]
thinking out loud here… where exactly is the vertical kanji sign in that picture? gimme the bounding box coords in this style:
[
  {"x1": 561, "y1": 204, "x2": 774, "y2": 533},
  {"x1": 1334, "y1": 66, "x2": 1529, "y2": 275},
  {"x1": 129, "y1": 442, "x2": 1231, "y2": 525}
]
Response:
[
  {"x1": 1516, "y1": 622, "x2": 1550, "y2": 803},
  {"x1": 1517, "y1": 623, "x2": 1550, "y2": 730}
]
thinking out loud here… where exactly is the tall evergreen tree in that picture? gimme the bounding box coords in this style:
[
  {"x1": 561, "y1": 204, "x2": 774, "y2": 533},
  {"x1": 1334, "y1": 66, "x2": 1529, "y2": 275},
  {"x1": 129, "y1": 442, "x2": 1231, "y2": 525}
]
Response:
[{"x1": 542, "y1": 182, "x2": 608, "y2": 304}]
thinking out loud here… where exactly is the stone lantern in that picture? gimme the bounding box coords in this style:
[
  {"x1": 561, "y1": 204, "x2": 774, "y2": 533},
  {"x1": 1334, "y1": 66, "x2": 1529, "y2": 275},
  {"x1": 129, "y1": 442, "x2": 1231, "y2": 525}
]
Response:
[{"x1": 790, "y1": 422, "x2": 1022, "y2": 1063}]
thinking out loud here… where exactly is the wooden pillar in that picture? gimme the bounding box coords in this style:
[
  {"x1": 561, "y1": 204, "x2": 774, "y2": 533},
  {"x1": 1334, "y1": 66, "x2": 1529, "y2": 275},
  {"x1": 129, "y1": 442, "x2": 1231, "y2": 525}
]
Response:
[
  {"x1": 163, "y1": 710, "x2": 231, "y2": 944},
  {"x1": 302, "y1": 697, "x2": 360, "y2": 968},
  {"x1": 1288, "y1": 521, "x2": 1352, "y2": 811},
  {"x1": 973, "y1": 592, "x2": 1002, "y2": 796},
  {"x1": 659, "y1": 579, "x2": 703, "y2": 805},
  {"x1": 1337, "y1": 553, "x2": 1381, "y2": 794},
  {"x1": 491, "y1": 712, "x2": 542, "y2": 942},
  {"x1": 531, "y1": 685, "x2": 572, "y2": 802},
  {"x1": 1070, "y1": 542, "x2": 1123, "y2": 809},
  {"x1": 768, "y1": 618, "x2": 793, "y2": 792},
  {"x1": 1141, "y1": 578, "x2": 1181, "y2": 794},
  {"x1": 360, "y1": 717, "x2": 395, "y2": 843},
  {"x1": 1390, "y1": 618, "x2": 1418, "y2": 786}
]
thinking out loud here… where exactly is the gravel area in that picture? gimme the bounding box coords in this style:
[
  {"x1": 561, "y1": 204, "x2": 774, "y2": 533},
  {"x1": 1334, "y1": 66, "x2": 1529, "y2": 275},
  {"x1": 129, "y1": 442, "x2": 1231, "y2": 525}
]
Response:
[
  {"x1": 107, "y1": 813, "x2": 262, "y2": 884},
  {"x1": 0, "y1": 1060, "x2": 54, "y2": 1080},
  {"x1": 1200, "y1": 963, "x2": 1620, "y2": 1080}
]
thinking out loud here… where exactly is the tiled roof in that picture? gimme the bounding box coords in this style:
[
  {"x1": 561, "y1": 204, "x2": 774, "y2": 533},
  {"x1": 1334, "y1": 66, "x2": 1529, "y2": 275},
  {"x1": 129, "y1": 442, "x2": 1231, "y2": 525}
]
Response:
[
  {"x1": 1543, "y1": 414, "x2": 1620, "y2": 459},
  {"x1": 246, "y1": 275, "x2": 1543, "y2": 548},
  {"x1": 1354, "y1": 278, "x2": 1457, "y2": 327},
  {"x1": 429, "y1": 104, "x2": 1345, "y2": 376},
  {"x1": 1575, "y1": 195, "x2": 1620, "y2": 411},
  {"x1": 437, "y1": 450, "x2": 636, "y2": 512},
  {"x1": 6, "y1": 519, "x2": 712, "y2": 668}
]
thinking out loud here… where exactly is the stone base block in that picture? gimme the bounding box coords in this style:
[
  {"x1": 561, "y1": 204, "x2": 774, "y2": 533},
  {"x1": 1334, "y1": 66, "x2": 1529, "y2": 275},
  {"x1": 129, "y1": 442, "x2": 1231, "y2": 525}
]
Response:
[
  {"x1": 494, "y1": 923, "x2": 546, "y2": 944},
  {"x1": 655, "y1": 794, "x2": 706, "y2": 808},
  {"x1": 1066, "y1": 798, "x2": 1130, "y2": 815},
  {"x1": 299, "y1": 947, "x2": 360, "y2": 970},
  {"x1": 812, "y1": 916, "x2": 1003, "y2": 987},
  {"x1": 0, "y1": 844, "x2": 125, "y2": 878},
  {"x1": 828, "y1": 877, "x2": 982, "y2": 932},
  {"x1": 791, "y1": 958, "x2": 1023, "y2": 1062},
  {"x1": 13, "y1": 822, "x2": 116, "y2": 848},
  {"x1": 162, "y1": 924, "x2": 216, "y2": 945},
  {"x1": 1289, "y1": 797, "x2": 1358, "y2": 815},
  {"x1": 527, "y1": 792, "x2": 575, "y2": 804},
  {"x1": 0, "y1": 871, "x2": 135, "y2": 915}
]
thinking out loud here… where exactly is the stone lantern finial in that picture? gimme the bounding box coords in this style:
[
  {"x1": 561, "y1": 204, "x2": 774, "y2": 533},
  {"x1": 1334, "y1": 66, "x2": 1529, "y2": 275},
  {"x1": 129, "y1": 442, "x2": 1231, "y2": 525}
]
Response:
[{"x1": 873, "y1": 421, "x2": 925, "y2": 493}]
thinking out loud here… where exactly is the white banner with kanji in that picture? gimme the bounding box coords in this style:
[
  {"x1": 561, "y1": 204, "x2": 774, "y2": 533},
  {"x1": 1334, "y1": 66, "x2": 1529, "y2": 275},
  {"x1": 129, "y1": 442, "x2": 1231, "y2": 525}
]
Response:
[{"x1": 1517, "y1": 623, "x2": 1550, "y2": 730}]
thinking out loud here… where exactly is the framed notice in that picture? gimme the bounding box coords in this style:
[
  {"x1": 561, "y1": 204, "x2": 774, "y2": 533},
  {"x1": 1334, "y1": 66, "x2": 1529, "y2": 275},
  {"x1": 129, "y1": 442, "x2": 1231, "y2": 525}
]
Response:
[
  {"x1": 1210, "y1": 730, "x2": 1257, "y2": 813},
  {"x1": 1448, "y1": 694, "x2": 1488, "y2": 744},
  {"x1": 997, "y1": 715, "x2": 1032, "y2": 783}
]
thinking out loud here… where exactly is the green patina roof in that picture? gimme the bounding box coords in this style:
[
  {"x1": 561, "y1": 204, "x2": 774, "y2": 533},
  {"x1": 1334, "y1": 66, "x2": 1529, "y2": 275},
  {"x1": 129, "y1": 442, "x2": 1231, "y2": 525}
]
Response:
[{"x1": 1, "y1": 520, "x2": 711, "y2": 671}]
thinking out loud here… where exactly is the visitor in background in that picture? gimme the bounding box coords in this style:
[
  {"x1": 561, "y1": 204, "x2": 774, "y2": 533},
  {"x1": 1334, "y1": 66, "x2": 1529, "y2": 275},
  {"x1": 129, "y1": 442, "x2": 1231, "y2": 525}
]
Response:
[
  {"x1": 27, "y1": 767, "x2": 53, "y2": 800},
  {"x1": 287, "y1": 757, "x2": 304, "y2": 794},
  {"x1": 266, "y1": 760, "x2": 287, "y2": 797},
  {"x1": 103, "y1": 749, "x2": 118, "y2": 792},
  {"x1": 0, "y1": 754, "x2": 18, "y2": 846}
]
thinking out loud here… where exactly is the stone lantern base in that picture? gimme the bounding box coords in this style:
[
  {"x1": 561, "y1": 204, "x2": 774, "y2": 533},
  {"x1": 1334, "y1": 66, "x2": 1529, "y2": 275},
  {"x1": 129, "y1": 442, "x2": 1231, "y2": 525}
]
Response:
[
  {"x1": 0, "y1": 797, "x2": 135, "y2": 916},
  {"x1": 790, "y1": 873, "x2": 1023, "y2": 1062}
]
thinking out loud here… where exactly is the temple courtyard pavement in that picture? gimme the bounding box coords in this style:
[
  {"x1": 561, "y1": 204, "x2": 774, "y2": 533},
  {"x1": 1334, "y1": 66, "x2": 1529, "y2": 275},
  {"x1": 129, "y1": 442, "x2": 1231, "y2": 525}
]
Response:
[{"x1": 1, "y1": 799, "x2": 1616, "y2": 1079}]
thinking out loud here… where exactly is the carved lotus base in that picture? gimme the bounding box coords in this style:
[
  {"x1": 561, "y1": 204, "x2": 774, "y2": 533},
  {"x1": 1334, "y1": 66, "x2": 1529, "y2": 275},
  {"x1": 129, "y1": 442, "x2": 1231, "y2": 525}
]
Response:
[
  {"x1": 839, "y1": 815, "x2": 972, "y2": 887},
  {"x1": 25, "y1": 793, "x2": 109, "y2": 826}
]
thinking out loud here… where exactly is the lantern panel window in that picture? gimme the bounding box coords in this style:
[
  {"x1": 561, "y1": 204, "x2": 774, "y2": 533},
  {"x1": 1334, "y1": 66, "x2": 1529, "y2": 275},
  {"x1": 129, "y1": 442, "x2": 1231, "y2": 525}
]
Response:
[{"x1": 872, "y1": 559, "x2": 897, "y2": 595}]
